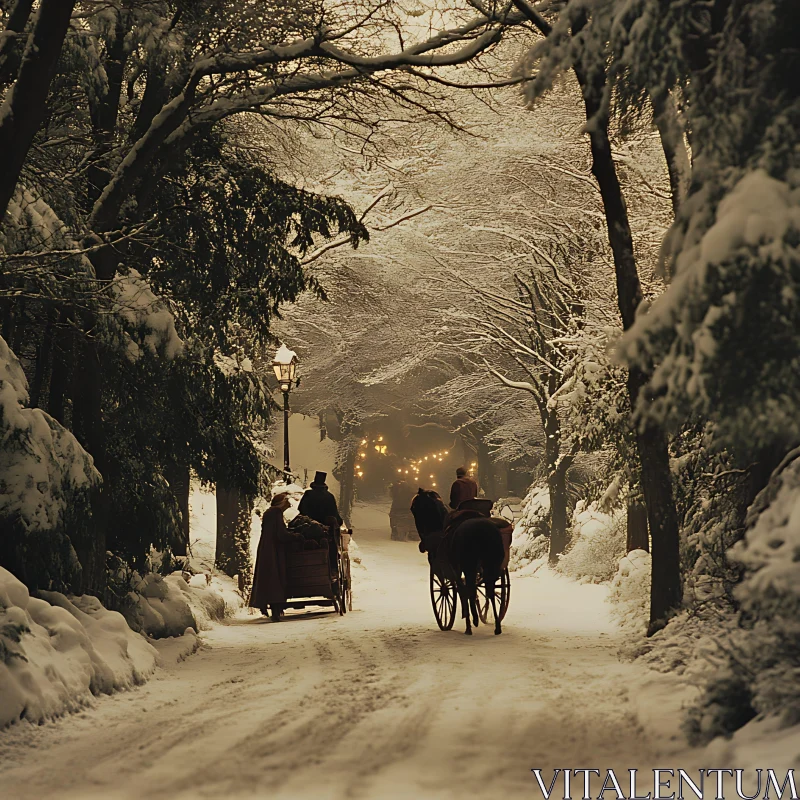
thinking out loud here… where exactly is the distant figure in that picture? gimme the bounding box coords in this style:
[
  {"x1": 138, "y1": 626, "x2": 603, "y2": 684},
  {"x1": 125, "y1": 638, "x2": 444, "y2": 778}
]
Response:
[
  {"x1": 298, "y1": 471, "x2": 343, "y2": 527},
  {"x1": 449, "y1": 466, "x2": 479, "y2": 510},
  {"x1": 389, "y1": 478, "x2": 415, "y2": 540},
  {"x1": 249, "y1": 493, "x2": 303, "y2": 621}
]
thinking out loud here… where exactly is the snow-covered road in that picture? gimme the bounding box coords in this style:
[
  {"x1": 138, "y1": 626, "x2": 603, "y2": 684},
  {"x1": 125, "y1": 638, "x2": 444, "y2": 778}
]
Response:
[{"x1": 1, "y1": 504, "x2": 692, "y2": 800}]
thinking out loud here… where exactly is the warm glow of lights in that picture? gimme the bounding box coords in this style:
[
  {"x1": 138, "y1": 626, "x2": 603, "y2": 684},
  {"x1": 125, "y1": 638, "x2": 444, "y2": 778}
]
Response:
[
  {"x1": 444, "y1": 450, "x2": 449, "y2": 455},
  {"x1": 432, "y1": 482, "x2": 437, "y2": 487},
  {"x1": 361, "y1": 439, "x2": 367, "y2": 445},
  {"x1": 378, "y1": 436, "x2": 383, "y2": 442},
  {"x1": 424, "y1": 456, "x2": 428, "y2": 460},
  {"x1": 360, "y1": 452, "x2": 366, "y2": 458},
  {"x1": 404, "y1": 470, "x2": 409, "y2": 474},
  {"x1": 397, "y1": 469, "x2": 402, "y2": 473}
]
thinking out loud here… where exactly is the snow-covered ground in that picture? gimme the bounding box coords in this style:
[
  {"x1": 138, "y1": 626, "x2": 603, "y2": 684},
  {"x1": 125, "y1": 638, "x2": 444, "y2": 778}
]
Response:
[{"x1": 0, "y1": 502, "x2": 707, "y2": 800}]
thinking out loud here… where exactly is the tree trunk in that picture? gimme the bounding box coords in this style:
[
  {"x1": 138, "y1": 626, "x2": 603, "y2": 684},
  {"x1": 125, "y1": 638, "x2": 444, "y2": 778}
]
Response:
[
  {"x1": 70, "y1": 336, "x2": 107, "y2": 594},
  {"x1": 165, "y1": 462, "x2": 190, "y2": 557},
  {"x1": 0, "y1": 0, "x2": 35, "y2": 85},
  {"x1": 0, "y1": 0, "x2": 77, "y2": 221},
  {"x1": 47, "y1": 311, "x2": 72, "y2": 424},
  {"x1": 575, "y1": 52, "x2": 682, "y2": 635},
  {"x1": 214, "y1": 483, "x2": 239, "y2": 577},
  {"x1": 509, "y1": 0, "x2": 683, "y2": 628},
  {"x1": 548, "y1": 466, "x2": 570, "y2": 565},
  {"x1": 29, "y1": 307, "x2": 55, "y2": 408},
  {"x1": 626, "y1": 498, "x2": 649, "y2": 553},
  {"x1": 234, "y1": 491, "x2": 253, "y2": 593},
  {"x1": 338, "y1": 442, "x2": 356, "y2": 528},
  {"x1": 650, "y1": 87, "x2": 690, "y2": 217},
  {"x1": 476, "y1": 438, "x2": 494, "y2": 498}
]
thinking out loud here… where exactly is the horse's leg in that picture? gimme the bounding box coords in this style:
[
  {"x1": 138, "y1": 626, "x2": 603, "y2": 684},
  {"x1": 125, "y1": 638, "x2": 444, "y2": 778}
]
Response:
[
  {"x1": 490, "y1": 588, "x2": 502, "y2": 635},
  {"x1": 454, "y1": 574, "x2": 472, "y2": 635},
  {"x1": 466, "y1": 569, "x2": 479, "y2": 627}
]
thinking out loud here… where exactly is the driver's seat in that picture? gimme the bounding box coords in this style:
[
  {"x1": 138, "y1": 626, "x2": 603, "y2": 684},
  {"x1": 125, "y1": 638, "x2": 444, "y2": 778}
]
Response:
[{"x1": 456, "y1": 497, "x2": 494, "y2": 517}]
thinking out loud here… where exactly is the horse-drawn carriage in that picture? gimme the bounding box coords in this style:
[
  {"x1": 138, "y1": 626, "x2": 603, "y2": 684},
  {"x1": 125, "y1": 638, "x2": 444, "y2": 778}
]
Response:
[
  {"x1": 282, "y1": 525, "x2": 352, "y2": 615},
  {"x1": 413, "y1": 493, "x2": 512, "y2": 635}
]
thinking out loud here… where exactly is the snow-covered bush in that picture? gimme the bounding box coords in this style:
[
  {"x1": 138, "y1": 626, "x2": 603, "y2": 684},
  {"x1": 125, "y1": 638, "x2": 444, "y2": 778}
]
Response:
[
  {"x1": 0, "y1": 567, "x2": 157, "y2": 729},
  {"x1": 0, "y1": 337, "x2": 99, "y2": 590},
  {"x1": 110, "y1": 269, "x2": 184, "y2": 361},
  {"x1": 557, "y1": 502, "x2": 625, "y2": 583},
  {"x1": 723, "y1": 450, "x2": 800, "y2": 724},
  {"x1": 508, "y1": 485, "x2": 550, "y2": 570},
  {"x1": 123, "y1": 572, "x2": 228, "y2": 638},
  {"x1": 651, "y1": 450, "x2": 800, "y2": 745},
  {"x1": 608, "y1": 549, "x2": 651, "y2": 636}
]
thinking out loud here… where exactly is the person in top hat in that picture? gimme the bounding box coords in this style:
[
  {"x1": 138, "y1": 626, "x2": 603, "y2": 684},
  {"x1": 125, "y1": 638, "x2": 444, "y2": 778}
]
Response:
[
  {"x1": 298, "y1": 471, "x2": 343, "y2": 527},
  {"x1": 449, "y1": 466, "x2": 479, "y2": 510}
]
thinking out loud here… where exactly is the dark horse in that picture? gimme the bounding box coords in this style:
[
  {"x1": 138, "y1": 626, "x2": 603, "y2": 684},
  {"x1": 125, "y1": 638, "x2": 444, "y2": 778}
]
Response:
[{"x1": 411, "y1": 489, "x2": 505, "y2": 636}]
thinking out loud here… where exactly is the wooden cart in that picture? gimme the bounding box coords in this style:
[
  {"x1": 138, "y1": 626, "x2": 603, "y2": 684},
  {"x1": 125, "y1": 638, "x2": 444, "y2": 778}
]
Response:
[{"x1": 282, "y1": 527, "x2": 349, "y2": 615}]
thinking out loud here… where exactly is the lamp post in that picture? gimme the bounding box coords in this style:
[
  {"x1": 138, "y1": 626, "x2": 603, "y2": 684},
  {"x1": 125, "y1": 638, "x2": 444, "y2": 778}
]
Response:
[{"x1": 272, "y1": 344, "x2": 299, "y2": 483}]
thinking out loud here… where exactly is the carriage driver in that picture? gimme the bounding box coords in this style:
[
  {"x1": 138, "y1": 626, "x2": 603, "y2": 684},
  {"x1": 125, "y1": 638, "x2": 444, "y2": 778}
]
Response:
[
  {"x1": 298, "y1": 471, "x2": 343, "y2": 527},
  {"x1": 449, "y1": 466, "x2": 479, "y2": 510}
]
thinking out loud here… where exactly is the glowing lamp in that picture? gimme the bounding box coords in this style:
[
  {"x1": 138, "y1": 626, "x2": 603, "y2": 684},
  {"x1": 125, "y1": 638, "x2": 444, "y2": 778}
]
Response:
[{"x1": 272, "y1": 344, "x2": 298, "y2": 391}]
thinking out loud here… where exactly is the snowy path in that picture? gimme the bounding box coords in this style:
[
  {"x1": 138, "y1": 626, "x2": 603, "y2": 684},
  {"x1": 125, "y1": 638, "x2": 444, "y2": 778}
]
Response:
[{"x1": 1, "y1": 504, "x2": 690, "y2": 800}]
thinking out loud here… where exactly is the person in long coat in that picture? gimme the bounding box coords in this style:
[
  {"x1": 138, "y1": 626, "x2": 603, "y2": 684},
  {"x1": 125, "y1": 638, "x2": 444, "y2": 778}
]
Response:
[
  {"x1": 249, "y1": 493, "x2": 302, "y2": 621},
  {"x1": 298, "y1": 471, "x2": 343, "y2": 526}
]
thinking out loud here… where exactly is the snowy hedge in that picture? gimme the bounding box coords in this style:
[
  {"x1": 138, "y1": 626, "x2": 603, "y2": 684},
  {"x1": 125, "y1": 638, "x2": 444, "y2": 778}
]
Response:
[
  {"x1": 557, "y1": 502, "x2": 625, "y2": 584},
  {"x1": 0, "y1": 567, "x2": 157, "y2": 730},
  {"x1": 508, "y1": 486, "x2": 550, "y2": 570}
]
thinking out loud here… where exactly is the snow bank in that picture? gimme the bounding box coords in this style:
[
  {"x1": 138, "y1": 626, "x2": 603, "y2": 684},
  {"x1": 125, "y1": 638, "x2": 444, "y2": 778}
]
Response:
[
  {"x1": 508, "y1": 485, "x2": 550, "y2": 570},
  {"x1": 186, "y1": 573, "x2": 244, "y2": 617},
  {"x1": 0, "y1": 567, "x2": 157, "y2": 730},
  {"x1": 129, "y1": 572, "x2": 231, "y2": 637},
  {"x1": 557, "y1": 502, "x2": 625, "y2": 583},
  {"x1": 608, "y1": 549, "x2": 651, "y2": 635}
]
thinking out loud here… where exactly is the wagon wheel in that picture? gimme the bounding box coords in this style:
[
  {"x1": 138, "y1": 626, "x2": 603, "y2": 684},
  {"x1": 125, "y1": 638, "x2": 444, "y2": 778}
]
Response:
[
  {"x1": 430, "y1": 568, "x2": 456, "y2": 631},
  {"x1": 338, "y1": 556, "x2": 348, "y2": 615},
  {"x1": 335, "y1": 542, "x2": 347, "y2": 616},
  {"x1": 343, "y1": 553, "x2": 353, "y2": 611},
  {"x1": 476, "y1": 568, "x2": 511, "y2": 623}
]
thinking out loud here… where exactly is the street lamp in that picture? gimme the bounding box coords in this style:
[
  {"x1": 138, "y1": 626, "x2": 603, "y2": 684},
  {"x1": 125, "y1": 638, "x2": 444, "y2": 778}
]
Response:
[{"x1": 272, "y1": 344, "x2": 298, "y2": 482}]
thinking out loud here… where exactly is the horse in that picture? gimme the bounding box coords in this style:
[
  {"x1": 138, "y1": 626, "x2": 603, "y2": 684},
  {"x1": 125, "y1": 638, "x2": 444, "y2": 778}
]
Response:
[{"x1": 411, "y1": 488, "x2": 505, "y2": 636}]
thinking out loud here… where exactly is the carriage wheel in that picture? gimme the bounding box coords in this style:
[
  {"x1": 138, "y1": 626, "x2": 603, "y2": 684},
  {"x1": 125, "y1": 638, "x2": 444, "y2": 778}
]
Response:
[
  {"x1": 336, "y1": 553, "x2": 347, "y2": 616},
  {"x1": 477, "y1": 568, "x2": 511, "y2": 623},
  {"x1": 430, "y1": 568, "x2": 456, "y2": 631},
  {"x1": 343, "y1": 554, "x2": 353, "y2": 611}
]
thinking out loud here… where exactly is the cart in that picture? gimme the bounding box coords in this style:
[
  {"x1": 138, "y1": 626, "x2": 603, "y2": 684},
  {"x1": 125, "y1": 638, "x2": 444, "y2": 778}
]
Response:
[{"x1": 283, "y1": 526, "x2": 350, "y2": 615}]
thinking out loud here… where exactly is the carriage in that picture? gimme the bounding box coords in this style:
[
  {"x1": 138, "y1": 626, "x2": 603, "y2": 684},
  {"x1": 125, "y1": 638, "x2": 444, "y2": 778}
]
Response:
[
  {"x1": 282, "y1": 526, "x2": 352, "y2": 615},
  {"x1": 428, "y1": 500, "x2": 512, "y2": 631},
  {"x1": 390, "y1": 509, "x2": 418, "y2": 541}
]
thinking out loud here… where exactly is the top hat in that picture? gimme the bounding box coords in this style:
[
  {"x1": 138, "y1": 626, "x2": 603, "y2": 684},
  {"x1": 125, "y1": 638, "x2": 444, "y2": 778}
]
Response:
[{"x1": 311, "y1": 471, "x2": 327, "y2": 486}]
